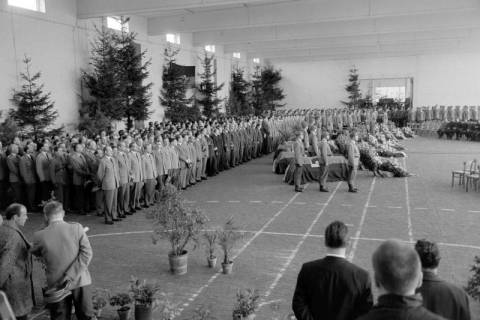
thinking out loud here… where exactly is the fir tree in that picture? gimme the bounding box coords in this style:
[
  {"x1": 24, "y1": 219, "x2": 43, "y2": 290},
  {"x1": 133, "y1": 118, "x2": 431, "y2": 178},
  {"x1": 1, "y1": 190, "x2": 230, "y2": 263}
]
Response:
[
  {"x1": 116, "y1": 17, "x2": 153, "y2": 129},
  {"x1": 10, "y1": 56, "x2": 58, "y2": 138},
  {"x1": 81, "y1": 25, "x2": 123, "y2": 125},
  {"x1": 260, "y1": 64, "x2": 285, "y2": 113},
  {"x1": 250, "y1": 65, "x2": 263, "y2": 115},
  {"x1": 196, "y1": 50, "x2": 224, "y2": 118},
  {"x1": 342, "y1": 67, "x2": 362, "y2": 109},
  {"x1": 160, "y1": 45, "x2": 198, "y2": 122},
  {"x1": 227, "y1": 67, "x2": 251, "y2": 116},
  {"x1": 465, "y1": 255, "x2": 480, "y2": 303}
]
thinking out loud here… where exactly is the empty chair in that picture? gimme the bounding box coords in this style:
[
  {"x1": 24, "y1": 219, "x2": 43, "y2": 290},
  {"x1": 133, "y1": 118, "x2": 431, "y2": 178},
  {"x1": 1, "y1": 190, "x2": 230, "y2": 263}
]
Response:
[
  {"x1": 451, "y1": 161, "x2": 469, "y2": 187},
  {"x1": 465, "y1": 160, "x2": 479, "y2": 192}
]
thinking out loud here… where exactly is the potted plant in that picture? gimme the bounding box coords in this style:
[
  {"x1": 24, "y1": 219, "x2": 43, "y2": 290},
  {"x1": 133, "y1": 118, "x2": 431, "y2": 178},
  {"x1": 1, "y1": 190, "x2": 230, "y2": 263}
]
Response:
[
  {"x1": 232, "y1": 289, "x2": 260, "y2": 320},
  {"x1": 129, "y1": 277, "x2": 161, "y2": 320},
  {"x1": 149, "y1": 184, "x2": 208, "y2": 275},
  {"x1": 110, "y1": 293, "x2": 133, "y2": 320},
  {"x1": 465, "y1": 255, "x2": 480, "y2": 303},
  {"x1": 92, "y1": 288, "x2": 110, "y2": 318},
  {"x1": 217, "y1": 219, "x2": 244, "y2": 274},
  {"x1": 203, "y1": 230, "x2": 219, "y2": 268}
]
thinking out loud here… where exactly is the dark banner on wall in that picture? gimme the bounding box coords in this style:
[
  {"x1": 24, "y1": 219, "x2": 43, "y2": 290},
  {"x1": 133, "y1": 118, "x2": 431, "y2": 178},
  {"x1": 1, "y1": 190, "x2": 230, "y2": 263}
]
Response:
[{"x1": 172, "y1": 63, "x2": 195, "y2": 88}]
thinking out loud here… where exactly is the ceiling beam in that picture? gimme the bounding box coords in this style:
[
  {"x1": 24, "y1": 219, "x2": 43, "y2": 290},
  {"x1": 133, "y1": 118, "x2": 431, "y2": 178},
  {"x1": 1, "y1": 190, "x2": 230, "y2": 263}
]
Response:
[
  {"x1": 147, "y1": 0, "x2": 478, "y2": 34},
  {"x1": 77, "y1": 0, "x2": 281, "y2": 19},
  {"x1": 192, "y1": 10, "x2": 480, "y2": 45}
]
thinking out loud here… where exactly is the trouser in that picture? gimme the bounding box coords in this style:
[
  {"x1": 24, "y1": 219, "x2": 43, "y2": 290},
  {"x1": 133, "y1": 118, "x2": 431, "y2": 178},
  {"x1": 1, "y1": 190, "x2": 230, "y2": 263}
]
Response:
[
  {"x1": 130, "y1": 182, "x2": 141, "y2": 209},
  {"x1": 25, "y1": 183, "x2": 37, "y2": 212},
  {"x1": 157, "y1": 175, "x2": 166, "y2": 191},
  {"x1": 117, "y1": 184, "x2": 128, "y2": 215},
  {"x1": 230, "y1": 149, "x2": 236, "y2": 168},
  {"x1": 54, "y1": 184, "x2": 69, "y2": 208},
  {"x1": 201, "y1": 157, "x2": 208, "y2": 178},
  {"x1": 144, "y1": 179, "x2": 155, "y2": 206},
  {"x1": 196, "y1": 160, "x2": 203, "y2": 181},
  {"x1": 47, "y1": 285, "x2": 94, "y2": 320},
  {"x1": 40, "y1": 181, "x2": 54, "y2": 202},
  {"x1": 95, "y1": 189, "x2": 104, "y2": 216},
  {"x1": 167, "y1": 169, "x2": 177, "y2": 188},
  {"x1": 179, "y1": 167, "x2": 188, "y2": 189},
  {"x1": 73, "y1": 184, "x2": 88, "y2": 214},
  {"x1": 347, "y1": 164, "x2": 357, "y2": 189},
  {"x1": 0, "y1": 180, "x2": 7, "y2": 209},
  {"x1": 319, "y1": 164, "x2": 329, "y2": 189},
  {"x1": 189, "y1": 164, "x2": 196, "y2": 185},
  {"x1": 103, "y1": 188, "x2": 118, "y2": 222},
  {"x1": 294, "y1": 164, "x2": 303, "y2": 189},
  {"x1": 10, "y1": 181, "x2": 23, "y2": 204}
]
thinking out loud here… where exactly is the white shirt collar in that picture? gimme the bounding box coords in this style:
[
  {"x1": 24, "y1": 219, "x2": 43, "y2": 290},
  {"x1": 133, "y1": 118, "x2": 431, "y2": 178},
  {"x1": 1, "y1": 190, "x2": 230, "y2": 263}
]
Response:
[{"x1": 326, "y1": 253, "x2": 346, "y2": 259}]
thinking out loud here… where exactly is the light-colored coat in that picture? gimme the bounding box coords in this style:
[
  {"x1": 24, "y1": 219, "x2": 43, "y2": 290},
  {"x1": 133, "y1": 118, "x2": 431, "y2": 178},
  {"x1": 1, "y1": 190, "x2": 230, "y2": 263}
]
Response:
[
  {"x1": 142, "y1": 153, "x2": 157, "y2": 180},
  {"x1": 129, "y1": 151, "x2": 143, "y2": 183},
  {"x1": 294, "y1": 140, "x2": 305, "y2": 166},
  {"x1": 115, "y1": 151, "x2": 130, "y2": 185},
  {"x1": 347, "y1": 141, "x2": 360, "y2": 167},
  {"x1": 97, "y1": 156, "x2": 120, "y2": 190},
  {"x1": 32, "y1": 221, "x2": 92, "y2": 290},
  {"x1": 36, "y1": 152, "x2": 52, "y2": 182},
  {"x1": 69, "y1": 152, "x2": 89, "y2": 186}
]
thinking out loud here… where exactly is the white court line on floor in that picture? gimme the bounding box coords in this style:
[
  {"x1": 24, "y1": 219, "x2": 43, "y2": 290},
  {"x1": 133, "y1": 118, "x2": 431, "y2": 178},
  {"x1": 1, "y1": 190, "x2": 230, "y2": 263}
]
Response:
[
  {"x1": 228, "y1": 200, "x2": 240, "y2": 203},
  {"x1": 206, "y1": 200, "x2": 219, "y2": 203},
  {"x1": 439, "y1": 208, "x2": 455, "y2": 212},
  {"x1": 414, "y1": 207, "x2": 428, "y2": 210},
  {"x1": 174, "y1": 184, "x2": 310, "y2": 316},
  {"x1": 271, "y1": 201, "x2": 284, "y2": 204},
  {"x1": 249, "y1": 200, "x2": 262, "y2": 203},
  {"x1": 348, "y1": 177, "x2": 376, "y2": 262},
  {"x1": 387, "y1": 206, "x2": 402, "y2": 209},
  {"x1": 468, "y1": 210, "x2": 480, "y2": 213},
  {"x1": 403, "y1": 158, "x2": 414, "y2": 243},
  {"x1": 260, "y1": 182, "x2": 342, "y2": 305}
]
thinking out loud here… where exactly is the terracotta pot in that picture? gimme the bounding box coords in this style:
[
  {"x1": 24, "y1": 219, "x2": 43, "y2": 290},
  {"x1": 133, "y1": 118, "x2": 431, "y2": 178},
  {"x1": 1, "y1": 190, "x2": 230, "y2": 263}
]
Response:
[
  {"x1": 169, "y1": 250, "x2": 188, "y2": 275},
  {"x1": 222, "y1": 261, "x2": 233, "y2": 274},
  {"x1": 207, "y1": 256, "x2": 217, "y2": 268},
  {"x1": 134, "y1": 304, "x2": 152, "y2": 320},
  {"x1": 117, "y1": 307, "x2": 130, "y2": 320}
]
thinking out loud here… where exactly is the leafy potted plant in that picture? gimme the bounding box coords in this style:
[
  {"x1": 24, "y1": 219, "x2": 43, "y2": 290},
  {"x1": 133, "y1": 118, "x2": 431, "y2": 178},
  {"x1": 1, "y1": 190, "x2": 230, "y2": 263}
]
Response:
[
  {"x1": 149, "y1": 184, "x2": 208, "y2": 275},
  {"x1": 465, "y1": 255, "x2": 480, "y2": 303},
  {"x1": 232, "y1": 289, "x2": 260, "y2": 320},
  {"x1": 110, "y1": 293, "x2": 133, "y2": 320},
  {"x1": 92, "y1": 288, "x2": 110, "y2": 318},
  {"x1": 203, "y1": 230, "x2": 219, "y2": 268},
  {"x1": 129, "y1": 277, "x2": 161, "y2": 320},
  {"x1": 189, "y1": 305, "x2": 217, "y2": 320},
  {"x1": 217, "y1": 218, "x2": 244, "y2": 274}
]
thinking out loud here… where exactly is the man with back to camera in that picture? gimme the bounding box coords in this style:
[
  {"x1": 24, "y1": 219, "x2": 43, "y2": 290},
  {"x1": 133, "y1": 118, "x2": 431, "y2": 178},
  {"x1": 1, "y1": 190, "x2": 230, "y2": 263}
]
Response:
[
  {"x1": 414, "y1": 239, "x2": 471, "y2": 320},
  {"x1": 31, "y1": 201, "x2": 94, "y2": 320},
  {"x1": 357, "y1": 239, "x2": 446, "y2": 320},
  {"x1": 292, "y1": 221, "x2": 373, "y2": 320},
  {"x1": 293, "y1": 130, "x2": 305, "y2": 192}
]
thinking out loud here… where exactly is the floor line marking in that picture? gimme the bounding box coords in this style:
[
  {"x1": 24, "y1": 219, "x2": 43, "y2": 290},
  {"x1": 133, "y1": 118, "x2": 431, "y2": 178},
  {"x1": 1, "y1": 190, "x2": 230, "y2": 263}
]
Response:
[
  {"x1": 271, "y1": 201, "x2": 284, "y2": 204},
  {"x1": 403, "y1": 158, "x2": 414, "y2": 243},
  {"x1": 206, "y1": 200, "x2": 219, "y2": 203},
  {"x1": 414, "y1": 207, "x2": 428, "y2": 210},
  {"x1": 228, "y1": 200, "x2": 241, "y2": 203},
  {"x1": 249, "y1": 200, "x2": 262, "y2": 203},
  {"x1": 175, "y1": 184, "x2": 309, "y2": 317},
  {"x1": 261, "y1": 182, "x2": 342, "y2": 303},
  {"x1": 468, "y1": 210, "x2": 480, "y2": 213},
  {"x1": 387, "y1": 206, "x2": 402, "y2": 209},
  {"x1": 348, "y1": 177, "x2": 376, "y2": 262},
  {"x1": 439, "y1": 208, "x2": 455, "y2": 212},
  {"x1": 89, "y1": 230, "x2": 152, "y2": 238}
]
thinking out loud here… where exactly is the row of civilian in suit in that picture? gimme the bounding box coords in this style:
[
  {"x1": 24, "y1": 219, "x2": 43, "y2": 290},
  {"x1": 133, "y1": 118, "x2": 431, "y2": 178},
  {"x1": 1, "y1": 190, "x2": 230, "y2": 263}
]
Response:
[
  {"x1": 292, "y1": 221, "x2": 471, "y2": 320},
  {"x1": 293, "y1": 129, "x2": 360, "y2": 193}
]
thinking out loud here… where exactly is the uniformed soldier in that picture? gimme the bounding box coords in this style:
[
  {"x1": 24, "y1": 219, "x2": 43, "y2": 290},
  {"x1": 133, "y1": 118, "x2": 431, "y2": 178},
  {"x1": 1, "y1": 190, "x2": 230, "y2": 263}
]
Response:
[
  {"x1": 347, "y1": 131, "x2": 360, "y2": 193},
  {"x1": 293, "y1": 131, "x2": 305, "y2": 192},
  {"x1": 97, "y1": 146, "x2": 120, "y2": 224}
]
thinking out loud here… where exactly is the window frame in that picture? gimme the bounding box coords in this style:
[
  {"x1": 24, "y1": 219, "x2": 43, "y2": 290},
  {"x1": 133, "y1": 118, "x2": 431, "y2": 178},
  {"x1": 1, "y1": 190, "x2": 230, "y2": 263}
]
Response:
[{"x1": 7, "y1": 0, "x2": 45, "y2": 13}]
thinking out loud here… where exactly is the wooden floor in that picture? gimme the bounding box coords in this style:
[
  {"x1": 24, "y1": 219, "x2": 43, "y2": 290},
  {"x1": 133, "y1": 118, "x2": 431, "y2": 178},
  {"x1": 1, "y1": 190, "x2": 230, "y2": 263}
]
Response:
[{"x1": 22, "y1": 136, "x2": 480, "y2": 320}]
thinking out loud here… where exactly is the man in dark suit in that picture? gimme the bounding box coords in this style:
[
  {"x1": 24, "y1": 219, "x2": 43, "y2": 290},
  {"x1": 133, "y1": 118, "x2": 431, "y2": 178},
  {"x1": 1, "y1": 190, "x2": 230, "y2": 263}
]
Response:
[
  {"x1": 414, "y1": 239, "x2": 471, "y2": 320},
  {"x1": 292, "y1": 221, "x2": 373, "y2": 320},
  {"x1": 357, "y1": 240, "x2": 445, "y2": 320}
]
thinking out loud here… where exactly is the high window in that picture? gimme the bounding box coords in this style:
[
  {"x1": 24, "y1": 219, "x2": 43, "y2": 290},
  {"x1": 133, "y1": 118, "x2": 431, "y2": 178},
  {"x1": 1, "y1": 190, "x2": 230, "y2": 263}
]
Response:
[
  {"x1": 253, "y1": 58, "x2": 260, "y2": 64},
  {"x1": 166, "y1": 33, "x2": 181, "y2": 45},
  {"x1": 233, "y1": 52, "x2": 241, "y2": 59},
  {"x1": 107, "y1": 16, "x2": 129, "y2": 32},
  {"x1": 8, "y1": 0, "x2": 45, "y2": 12},
  {"x1": 205, "y1": 45, "x2": 215, "y2": 53}
]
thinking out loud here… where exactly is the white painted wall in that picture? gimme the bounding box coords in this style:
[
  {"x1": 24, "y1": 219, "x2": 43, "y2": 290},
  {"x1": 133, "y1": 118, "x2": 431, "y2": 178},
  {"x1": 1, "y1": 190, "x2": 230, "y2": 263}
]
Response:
[
  {"x1": 275, "y1": 53, "x2": 480, "y2": 109},
  {"x1": 0, "y1": 0, "x2": 236, "y2": 130}
]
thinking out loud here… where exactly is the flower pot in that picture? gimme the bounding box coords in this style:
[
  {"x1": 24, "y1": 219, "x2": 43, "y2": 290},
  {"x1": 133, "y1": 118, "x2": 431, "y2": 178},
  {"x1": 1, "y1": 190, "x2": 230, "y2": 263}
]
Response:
[
  {"x1": 134, "y1": 304, "x2": 152, "y2": 320},
  {"x1": 169, "y1": 250, "x2": 188, "y2": 275},
  {"x1": 222, "y1": 261, "x2": 233, "y2": 274},
  {"x1": 233, "y1": 314, "x2": 255, "y2": 320},
  {"x1": 117, "y1": 307, "x2": 130, "y2": 320},
  {"x1": 207, "y1": 256, "x2": 217, "y2": 268}
]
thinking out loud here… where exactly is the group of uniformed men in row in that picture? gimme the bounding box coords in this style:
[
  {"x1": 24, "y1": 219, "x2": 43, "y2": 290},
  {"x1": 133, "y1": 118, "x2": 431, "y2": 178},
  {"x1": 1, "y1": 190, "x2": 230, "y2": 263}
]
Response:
[
  {"x1": 0, "y1": 115, "x2": 300, "y2": 224},
  {"x1": 410, "y1": 105, "x2": 480, "y2": 123}
]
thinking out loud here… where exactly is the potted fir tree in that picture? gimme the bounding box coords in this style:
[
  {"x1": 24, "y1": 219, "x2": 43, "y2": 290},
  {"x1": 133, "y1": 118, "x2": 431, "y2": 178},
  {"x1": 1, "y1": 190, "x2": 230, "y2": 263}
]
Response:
[
  {"x1": 232, "y1": 289, "x2": 260, "y2": 320},
  {"x1": 465, "y1": 255, "x2": 480, "y2": 303},
  {"x1": 217, "y1": 219, "x2": 244, "y2": 274},
  {"x1": 149, "y1": 184, "x2": 208, "y2": 275},
  {"x1": 110, "y1": 293, "x2": 133, "y2": 320},
  {"x1": 203, "y1": 230, "x2": 219, "y2": 268}
]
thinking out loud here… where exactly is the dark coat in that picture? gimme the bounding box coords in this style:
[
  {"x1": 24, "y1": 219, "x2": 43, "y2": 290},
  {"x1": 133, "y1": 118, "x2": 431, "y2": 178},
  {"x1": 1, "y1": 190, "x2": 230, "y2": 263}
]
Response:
[
  {"x1": 357, "y1": 294, "x2": 446, "y2": 320},
  {"x1": 0, "y1": 223, "x2": 35, "y2": 317},
  {"x1": 418, "y1": 271, "x2": 471, "y2": 320},
  {"x1": 292, "y1": 256, "x2": 373, "y2": 320}
]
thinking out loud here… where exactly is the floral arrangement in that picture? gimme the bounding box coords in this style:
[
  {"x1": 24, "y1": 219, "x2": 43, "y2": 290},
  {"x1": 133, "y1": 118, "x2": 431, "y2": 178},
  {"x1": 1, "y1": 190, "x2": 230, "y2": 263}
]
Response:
[{"x1": 232, "y1": 289, "x2": 260, "y2": 318}]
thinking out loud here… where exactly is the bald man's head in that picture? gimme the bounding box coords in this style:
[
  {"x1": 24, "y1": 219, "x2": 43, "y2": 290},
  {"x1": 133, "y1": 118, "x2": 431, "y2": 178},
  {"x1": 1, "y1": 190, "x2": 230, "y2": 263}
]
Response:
[{"x1": 372, "y1": 240, "x2": 422, "y2": 296}]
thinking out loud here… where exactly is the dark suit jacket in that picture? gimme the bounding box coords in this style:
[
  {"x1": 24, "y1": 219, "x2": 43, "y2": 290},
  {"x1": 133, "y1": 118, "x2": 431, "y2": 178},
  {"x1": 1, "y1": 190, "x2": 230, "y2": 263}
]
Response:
[
  {"x1": 417, "y1": 271, "x2": 471, "y2": 320},
  {"x1": 292, "y1": 256, "x2": 373, "y2": 320},
  {"x1": 357, "y1": 294, "x2": 446, "y2": 320}
]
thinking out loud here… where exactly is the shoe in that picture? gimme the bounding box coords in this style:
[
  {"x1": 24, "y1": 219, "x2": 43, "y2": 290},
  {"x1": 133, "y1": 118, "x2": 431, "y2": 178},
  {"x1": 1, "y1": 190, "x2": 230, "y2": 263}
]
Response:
[
  {"x1": 113, "y1": 218, "x2": 121, "y2": 222},
  {"x1": 105, "y1": 221, "x2": 114, "y2": 225},
  {"x1": 348, "y1": 188, "x2": 358, "y2": 193},
  {"x1": 125, "y1": 211, "x2": 133, "y2": 215},
  {"x1": 118, "y1": 214, "x2": 126, "y2": 219},
  {"x1": 295, "y1": 188, "x2": 304, "y2": 192},
  {"x1": 320, "y1": 188, "x2": 329, "y2": 192},
  {"x1": 135, "y1": 207, "x2": 142, "y2": 211}
]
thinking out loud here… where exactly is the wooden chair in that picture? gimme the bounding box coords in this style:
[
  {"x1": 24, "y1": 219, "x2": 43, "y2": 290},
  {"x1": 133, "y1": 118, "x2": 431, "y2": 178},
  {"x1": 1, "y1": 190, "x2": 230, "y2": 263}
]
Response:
[
  {"x1": 465, "y1": 161, "x2": 479, "y2": 192},
  {"x1": 452, "y1": 161, "x2": 468, "y2": 187}
]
